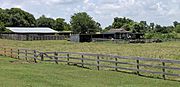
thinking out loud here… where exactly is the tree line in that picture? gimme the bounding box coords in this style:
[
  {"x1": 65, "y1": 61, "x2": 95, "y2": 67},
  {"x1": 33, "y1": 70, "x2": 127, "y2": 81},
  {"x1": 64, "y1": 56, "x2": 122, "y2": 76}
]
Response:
[
  {"x1": 0, "y1": 8, "x2": 71, "y2": 32},
  {"x1": 0, "y1": 8, "x2": 180, "y2": 39},
  {"x1": 104, "y1": 17, "x2": 180, "y2": 39},
  {"x1": 0, "y1": 8, "x2": 101, "y2": 34}
]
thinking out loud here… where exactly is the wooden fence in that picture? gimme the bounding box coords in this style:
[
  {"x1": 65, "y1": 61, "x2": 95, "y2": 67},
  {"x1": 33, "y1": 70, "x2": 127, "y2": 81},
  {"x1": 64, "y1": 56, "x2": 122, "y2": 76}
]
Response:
[
  {"x1": 0, "y1": 34, "x2": 67, "y2": 41},
  {"x1": 0, "y1": 47, "x2": 180, "y2": 81}
]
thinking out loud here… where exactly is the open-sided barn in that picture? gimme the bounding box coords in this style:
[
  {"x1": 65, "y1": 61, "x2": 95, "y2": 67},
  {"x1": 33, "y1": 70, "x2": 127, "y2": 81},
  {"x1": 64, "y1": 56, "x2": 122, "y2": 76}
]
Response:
[{"x1": 70, "y1": 28, "x2": 144, "y2": 42}]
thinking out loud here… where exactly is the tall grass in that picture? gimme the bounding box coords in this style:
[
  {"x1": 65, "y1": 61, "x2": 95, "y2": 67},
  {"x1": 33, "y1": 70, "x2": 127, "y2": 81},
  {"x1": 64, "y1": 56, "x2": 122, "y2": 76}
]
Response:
[{"x1": 0, "y1": 39, "x2": 179, "y2": 60}]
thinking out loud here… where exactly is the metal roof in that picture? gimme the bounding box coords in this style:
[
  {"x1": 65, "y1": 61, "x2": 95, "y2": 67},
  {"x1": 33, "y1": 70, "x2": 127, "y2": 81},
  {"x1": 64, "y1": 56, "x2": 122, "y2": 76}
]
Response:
[
  {"x1": 107, "y1": 28, "x2": 130, "y2": 33},
  {"x1": 103, "y1": 28, "x2": 131, "y2": 34},
  {"x1": 6, "y1": 27, "x2": 58, "y2": 33},
  {"x1": 58, "y1": 31, "x2": 72, "y2": 33}
]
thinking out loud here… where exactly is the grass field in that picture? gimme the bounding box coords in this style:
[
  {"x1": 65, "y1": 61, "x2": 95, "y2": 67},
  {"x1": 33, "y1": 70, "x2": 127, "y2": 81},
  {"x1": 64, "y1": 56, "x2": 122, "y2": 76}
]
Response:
[
  {"x1": 0, "y1": 39, "x2": 179, "y2": 60},
  {"x1": 0, "y1": 56, "x2": 180, "y2": 87}
]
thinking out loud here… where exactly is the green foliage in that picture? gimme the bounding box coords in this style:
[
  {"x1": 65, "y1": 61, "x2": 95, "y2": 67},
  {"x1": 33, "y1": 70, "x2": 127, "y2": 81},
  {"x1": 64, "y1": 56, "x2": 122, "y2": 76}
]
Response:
[
  {"x1": 0, "y1": 8, "x2": 70, "y2": 31},
  {"x1": 174, "y1": 25, "x2": 180, "y2": 33},
  {"x1": 0, "y1": 22, "x2": 6, "y2": 32},
  {"x1": 145, "y1": 32, "x2": 177, "y2": 39},
  {"x1": 70, "y1": 12, "x2": 101, "y2": 34},
  {"x1": 110, "y1": 17, "x2": 148, "y2": 33},
  {"x1": 53, "y1": 18, "x2": 65, "y2": 31},
  {"x1": 0, "y1": 7, "x2": 180, "y2": 34},
  {"x1": 2, "y1": 8, "x2": 36, "y2": 27},
  {"x1": 122, "y1": 24, "x2": 131, "y2": 31},
  {"x1": 36, "y1": 15, "x2": 55, "y2": 28},
  {"x1": 150, "y1": 23, "x2": 155, "y2": 29},
  {"x1": 112, "y1": 17, "x2": 134, "y2": 28},
  {"x1": 173, "y1": 21, "x2": 179, "y2": 27},
  {"x1": 53, "y1": 18, "x2": 71, "y2": 31},
  {"x1": 103, "y1": 25, "x2": 112, "y2": 32}
]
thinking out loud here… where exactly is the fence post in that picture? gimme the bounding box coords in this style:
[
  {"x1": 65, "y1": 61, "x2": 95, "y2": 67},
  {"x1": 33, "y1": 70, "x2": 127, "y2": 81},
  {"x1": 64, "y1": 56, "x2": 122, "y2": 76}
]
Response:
[
  {"x1": 10, "y1": 49, "x2": 13, "y2": 58},
  {"x1": 81, "y1": 55, "x2": 84, "y2": 67},
  {"x1": 34, "y1": 50, "x2": 37, "y2": 63},
  {"x1": 4, "y1": 48, "x2": 6, "y2": 56},
  {"x1": 25, "y1": 50, "x2": 28, "y2": 61},
  {"x1": 136, "y1": 59, "x2": 140, "y2": 75},
  {"x1": 17, "y1": 49, "x2": 20, "y2": 59},
  {"x1": 97, "y1": 56, "x2": 100, "y2": 70},
  {"x1": 162, "y1": 62, "x2": 166, "y2": 80},
  {"x1": 54, "y1": 52, "x2": 58, "y2": 64},
  {"x1": 67, "y1": 54, "x2": 70, "y2": 65},
  {"x1": 115, "y1": 57, "x2": 118, "y2": 71},
  {"x1": 41, "y1": 53, "x2": 44, "y2": 61}
]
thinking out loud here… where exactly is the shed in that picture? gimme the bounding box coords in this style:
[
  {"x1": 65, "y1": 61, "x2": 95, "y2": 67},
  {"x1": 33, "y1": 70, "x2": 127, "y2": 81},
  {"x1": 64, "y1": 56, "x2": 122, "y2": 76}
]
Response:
[{"x1": 70, "y1": 34, "x2": 92, "y2": 42}]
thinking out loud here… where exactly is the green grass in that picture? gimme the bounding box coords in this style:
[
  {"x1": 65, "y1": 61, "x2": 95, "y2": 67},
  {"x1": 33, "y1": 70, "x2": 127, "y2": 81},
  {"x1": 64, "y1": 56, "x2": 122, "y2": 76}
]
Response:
[
  {"x1": 0, "y1": 56, "x2": 180, "y2": 87},
  {"x1": 0, "y1": 39, "x2": 179, "y2": 60}
]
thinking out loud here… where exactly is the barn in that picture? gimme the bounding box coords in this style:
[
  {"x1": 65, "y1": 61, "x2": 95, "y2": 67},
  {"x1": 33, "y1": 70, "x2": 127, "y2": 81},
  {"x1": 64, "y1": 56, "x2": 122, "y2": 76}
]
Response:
[
  {"x1": 0, "y1": 27, "x2": 69, "y2": 40},
  {"x1": 102, "y1": 28, "x2": 131, "y2": 39},
  {"x1": 6, "y1": 27, "x2": 58, "y2": 34},
  {"x1": 103, "y1": 28, "x2": 144, "y2": 39},
  {"x1": 70, "y1": 28, "x2": 144, "y2": 42}
]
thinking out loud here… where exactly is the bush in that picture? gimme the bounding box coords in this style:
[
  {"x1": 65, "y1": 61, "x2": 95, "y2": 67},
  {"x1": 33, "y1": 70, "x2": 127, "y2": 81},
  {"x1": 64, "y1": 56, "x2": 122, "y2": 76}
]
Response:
[{"x1": 144, "y1": 32, "x2": 177, "y2": 39}]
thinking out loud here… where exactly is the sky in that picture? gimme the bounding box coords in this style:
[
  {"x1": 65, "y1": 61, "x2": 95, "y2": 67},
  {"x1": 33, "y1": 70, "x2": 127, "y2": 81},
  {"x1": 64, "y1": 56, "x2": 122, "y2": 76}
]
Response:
[{"x1": 0, "y1": 0, "x2": 180, "y2": 28}]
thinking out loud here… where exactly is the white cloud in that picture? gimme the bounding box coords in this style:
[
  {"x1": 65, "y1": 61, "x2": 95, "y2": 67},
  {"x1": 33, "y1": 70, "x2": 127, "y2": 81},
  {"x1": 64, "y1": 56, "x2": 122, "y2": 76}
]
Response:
[{"x1": 0, "y1": 0, "x2": 180, "y2": 28}]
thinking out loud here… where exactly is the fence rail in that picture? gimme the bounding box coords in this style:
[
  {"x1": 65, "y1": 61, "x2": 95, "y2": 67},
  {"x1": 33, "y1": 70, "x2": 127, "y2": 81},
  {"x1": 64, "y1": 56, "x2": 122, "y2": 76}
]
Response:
[{"x1": 0, "y1": 47, "x2": 180, "y2": 81}]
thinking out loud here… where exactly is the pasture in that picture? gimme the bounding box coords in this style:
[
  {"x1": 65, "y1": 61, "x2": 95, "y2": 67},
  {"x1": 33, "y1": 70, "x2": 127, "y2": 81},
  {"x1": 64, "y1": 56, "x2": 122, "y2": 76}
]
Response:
[
  {"x1": 0, "y1": 56, "x2": 180, "y2": 87},
  {"x1": 0, "y1": 39, "x2": 179, "y2": 60},
  {"x1": 0, "y1": 39, "x2": 180, "y2": 86}
]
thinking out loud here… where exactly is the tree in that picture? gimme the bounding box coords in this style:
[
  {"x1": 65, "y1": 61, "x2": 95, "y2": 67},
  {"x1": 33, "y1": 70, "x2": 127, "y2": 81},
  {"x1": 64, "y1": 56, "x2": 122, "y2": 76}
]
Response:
[
  {"x1": 53, "y1": 18, "x2": 65, "y2": 31},
  {"x1": 6, "y1": 8, "x2": 36, "y2": 27},
  {"x1": 103, "y1": 25, "x2": 112, "y2": 32},
  {"x1": 154, "y1": 24, "x2": 163, "y2": 32},
  {"x1": 53, "y1": 18, "x2": 71, "y2": 31},
  {"x1": 63, "y1": 23, "x2": 71, "y2": 31},
  {"x1": 139, "y1": 21, "x2": 148, "y2": 33},
  {"x1": 140, "y1": 21, "x2": 147, "y2": 27},
  {"x1": 36, "y1": 15, "x2": 55, "y2": 28},
  {"x1": 173, "y1": 21, "x2": 178, "y2": 27},
  {"x1": 70, "y1": 12, "x2": 101, "y2": 34},
  {"x1": 132, "y1": 23, "x2": 141, "y2": 33},
  {"x1": 112, "y1": 17, "x2": 133, "y2": 28},
  {"x1": 0, "y1": 22, "x2": 6, "y2": 32},
  {"x1": 122, "y1": 24, "x2": 131, "y2": 31},
  {"x1": 150, "y1": 23, "x2": 155, "y2": 30},
  {"x1": 174, "y1": 25, "x2": 180, "y2": 33}
]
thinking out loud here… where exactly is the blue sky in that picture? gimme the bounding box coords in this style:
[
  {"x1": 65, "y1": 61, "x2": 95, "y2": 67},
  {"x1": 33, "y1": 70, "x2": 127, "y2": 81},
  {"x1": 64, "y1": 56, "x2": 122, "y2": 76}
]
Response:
[{"x1": 0, "y1": 0, "x2": 180, "y2": 28}]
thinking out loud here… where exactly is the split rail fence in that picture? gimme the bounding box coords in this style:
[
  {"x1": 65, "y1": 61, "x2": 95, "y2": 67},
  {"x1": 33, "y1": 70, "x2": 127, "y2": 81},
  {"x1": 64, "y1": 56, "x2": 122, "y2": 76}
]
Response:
[{"x1": 0, "y1": 47, "x2": 180, "y2": 81}]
